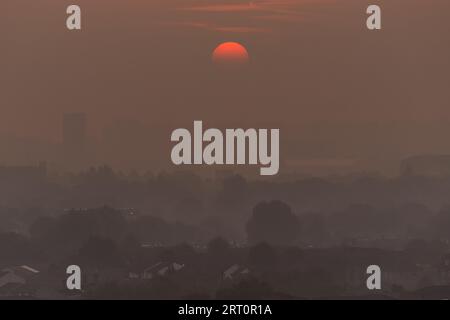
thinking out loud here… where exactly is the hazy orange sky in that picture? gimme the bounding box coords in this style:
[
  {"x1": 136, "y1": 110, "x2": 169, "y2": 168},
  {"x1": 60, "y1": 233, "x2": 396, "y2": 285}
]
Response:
[{"x1": 2, "y1": 0, "x2": 450, "y2": 174}]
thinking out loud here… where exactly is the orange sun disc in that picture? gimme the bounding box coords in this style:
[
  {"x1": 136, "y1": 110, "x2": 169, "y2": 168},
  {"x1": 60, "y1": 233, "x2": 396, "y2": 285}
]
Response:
[{"x1": 212, "y1": 42, "x2": 249, "y2": 66}]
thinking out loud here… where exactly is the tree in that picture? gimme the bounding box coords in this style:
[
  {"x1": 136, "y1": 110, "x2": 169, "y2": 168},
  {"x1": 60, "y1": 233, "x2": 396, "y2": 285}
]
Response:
[
  {"x1": 248, "y1": 242, "x2": 277, "y2": 268},
  {"x1": 0, "y1": 232, "x2": 39, "y2": 262},
  {"x1": 246, "y1": 200, "x2": 300, "y2": 246},
  {"x1": 77, "y1": 236, "x2": 123, "y2": 267},
  {"x1": 207, "y1": 237, "x2": 231, "y2": 255},
  {"x1": 216, "y1": 277, "x2": 290, "y2": 300},
  {"x1": 30, "y1": 216, "x2": 57, "y2": 239},
  {"x1": 217, "y1": 174, "x2": 248, "y2": 210}
]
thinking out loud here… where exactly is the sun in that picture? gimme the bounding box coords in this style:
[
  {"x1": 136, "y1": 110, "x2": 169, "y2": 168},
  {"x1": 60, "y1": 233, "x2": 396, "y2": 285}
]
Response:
[{"x1": 212, "y1": 42, "x2": 249, "y2": 67}]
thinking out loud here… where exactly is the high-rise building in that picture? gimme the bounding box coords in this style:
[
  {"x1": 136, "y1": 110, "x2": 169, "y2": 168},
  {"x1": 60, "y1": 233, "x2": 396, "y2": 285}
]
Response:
[
  {"x1": 63, "y1": 113, "x2": 86, "y2": 154},
  {"x1": 0, "y1": 162, "x2": 47, "y2": 185},
  {"x1": 62, "y1": 113, "x2": 88, "y2": 170}
]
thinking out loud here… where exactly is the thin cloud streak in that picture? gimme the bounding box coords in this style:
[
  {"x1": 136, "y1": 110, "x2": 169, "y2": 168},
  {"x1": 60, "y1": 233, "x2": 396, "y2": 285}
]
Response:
[
  {"x1": 172, "y1": 0, "x2": 333, "y2": 35},
  {"x1": 158, "y1": 21, "x2": 269, "y2": 34},
  {"x1": 178, "y1": 3, "x2": 259, "y2": 13},
  {"x1": 178, "y1": 0, "x2": 335, "y2": 13}
]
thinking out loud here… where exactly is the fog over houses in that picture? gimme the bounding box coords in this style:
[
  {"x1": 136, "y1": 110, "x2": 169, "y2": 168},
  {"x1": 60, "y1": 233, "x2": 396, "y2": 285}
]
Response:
[{"x1": 2, "y1": 158, "x2": 450, "y2": 299}]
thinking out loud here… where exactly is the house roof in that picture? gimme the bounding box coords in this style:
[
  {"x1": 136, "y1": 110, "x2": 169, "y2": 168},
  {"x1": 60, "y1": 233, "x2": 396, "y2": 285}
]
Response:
[
  {"x1": 142, "y1": 262, "x2": 186, "y2": 277},
  {"x1": 223, "y1": 264, "x2": 250, "y2": 279},
  {"x1": 19, "y1": 266, "x2": 39, "y2": 274},
  {"x1": 1, "y1": 265, "x2": 40, "y2": 279}
]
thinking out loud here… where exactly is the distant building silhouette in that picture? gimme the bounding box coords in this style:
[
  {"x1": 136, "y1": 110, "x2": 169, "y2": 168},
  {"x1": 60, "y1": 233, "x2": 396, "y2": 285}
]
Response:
[
  {"x1": 63, "y1": 113, "x2": 86, "y2": 153},
  {"x1": 401, "y1": 155, "x2": 450, "y2": 177},
  {"x1": 0, "y1": 162, "x2": 47, "y2": 185},
  {"x1": 62, "y1": 113, "x2": 88, "y2": 170}
]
